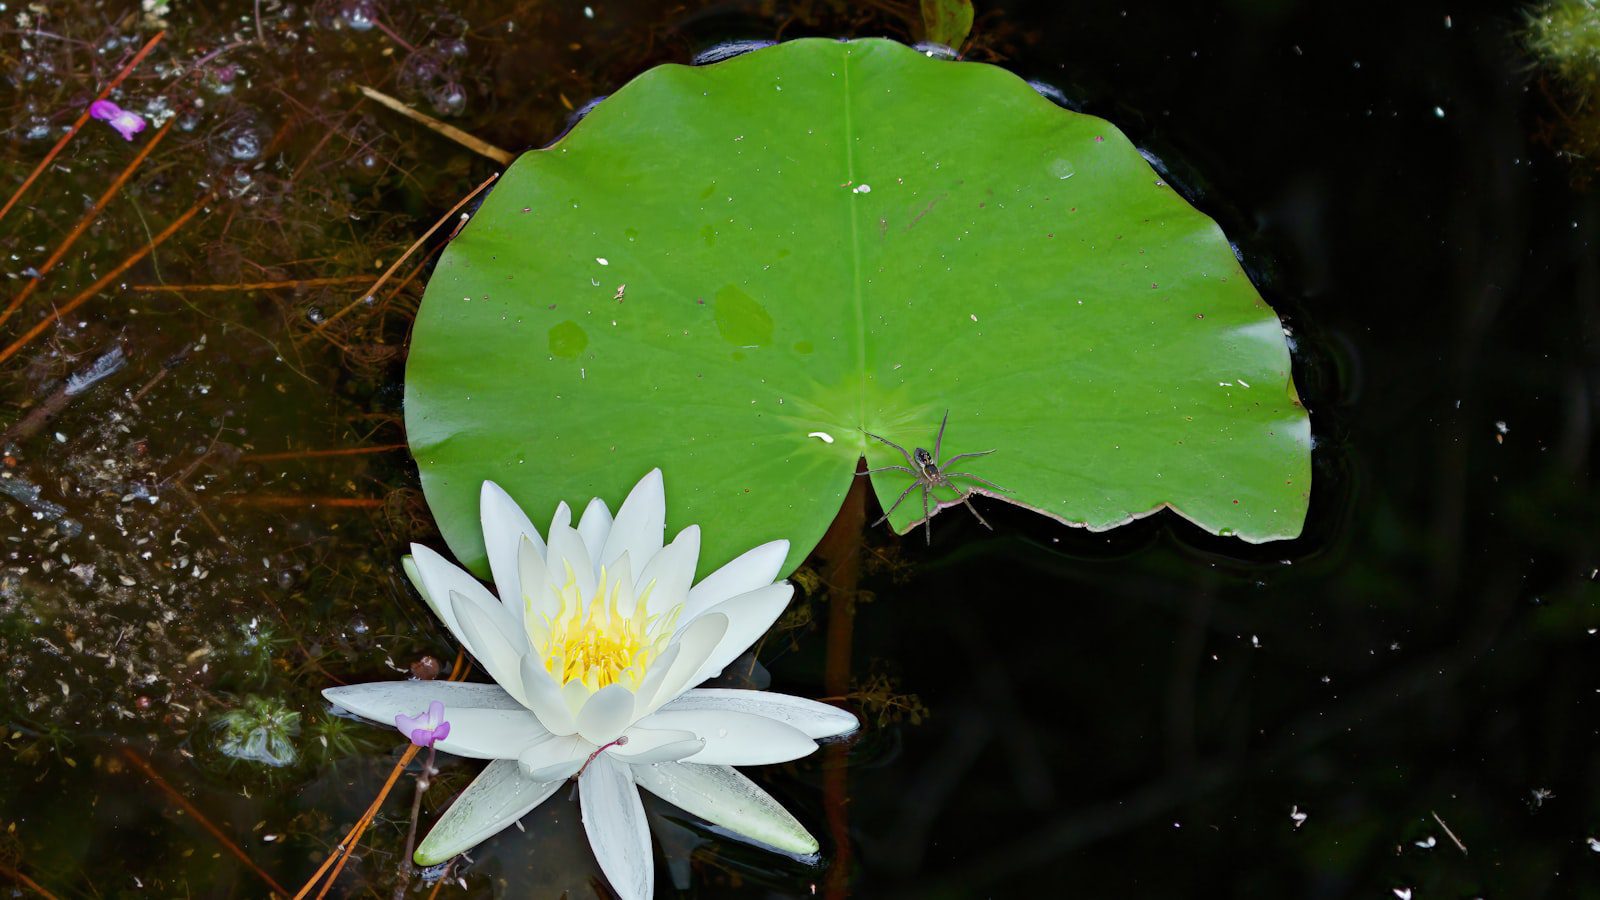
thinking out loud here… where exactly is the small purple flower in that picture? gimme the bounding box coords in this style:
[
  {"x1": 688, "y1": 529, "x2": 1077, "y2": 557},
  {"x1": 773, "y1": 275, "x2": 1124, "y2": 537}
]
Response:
[
  {"x1": 395, "y1": 700, "x2": 450, "y2": 747},
  {"x1": 89, "y1": 100, "x2": 147, "y2": 142}
]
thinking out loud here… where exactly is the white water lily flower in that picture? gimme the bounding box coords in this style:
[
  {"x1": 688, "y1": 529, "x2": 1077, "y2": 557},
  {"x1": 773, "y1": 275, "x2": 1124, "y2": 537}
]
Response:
[{"x1": 324, "y1": 469, "x2": 857, "y2": 899}]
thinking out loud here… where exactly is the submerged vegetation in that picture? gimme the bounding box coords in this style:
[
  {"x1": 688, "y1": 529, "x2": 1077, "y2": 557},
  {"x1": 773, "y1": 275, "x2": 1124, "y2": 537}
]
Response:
[{"x1": 1526, "y1": 0, "x2": 1600, "y2": 183}]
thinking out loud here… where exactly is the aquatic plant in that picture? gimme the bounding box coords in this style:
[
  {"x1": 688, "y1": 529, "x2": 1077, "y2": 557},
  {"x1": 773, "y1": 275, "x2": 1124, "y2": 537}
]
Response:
[
  {"x1": 213, "y1": 695, "x2": 301, "y2": 768},
  {"x1": 324, "y1": 470, "x2": 858, "y2": 899},
  {"x1": 87, "y1": 100, "x2": 146, "y2": 141},
  {"x1": 406, "y1": 38, "x2": 1312, "y2": 582},
  {"x1": 394, "y1": 699, "x2": 450, "y2": 746}
]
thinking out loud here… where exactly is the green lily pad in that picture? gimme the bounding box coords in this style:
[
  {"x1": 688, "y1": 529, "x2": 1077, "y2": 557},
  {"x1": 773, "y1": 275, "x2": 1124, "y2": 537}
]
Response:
[{"x1": 405, "y1": 38, "x2": 1310, "y2": 578}]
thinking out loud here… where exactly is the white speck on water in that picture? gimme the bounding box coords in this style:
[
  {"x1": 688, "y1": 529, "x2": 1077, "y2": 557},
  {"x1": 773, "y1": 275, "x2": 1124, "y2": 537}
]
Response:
[
  {"x1": 1290, "y1": 806, "x2": 1307, "y2": 828},
  {"x1": 1220, "y1": 381, "x2": 1234, "y2": 387},
  {"x1": 1434, "y1": 106, "x2": 1446, "y2": 118},
  {"x1": 808, "y1": 431, "x2": 835, "y2": 444},
  {"x1": 1251, "y1": 635, "x2": 1261, "y2": 648},
  {"x1": 596, "y1": 257, "x2": 609, "y2": 266},
  {"x1": 853, "y1": 183, "x2": 871, "y2": 193},
  {"x1": 1415, "y1": 836, "x2": 1436, "y2": 849},
  {"x1": 1393, "y1": 889, "x2": 1412, "y2": 900},
  {"x1": 1588, "y1": 837, "x2": 1600, "y2": 852},
  {"x1": 1238, "y1": 378, "x2": 1251, "y2": 388},
  {"x1": 584, "y1": 6, "x2": 594, "y2": 18},
  {"x1": 1494, "y1": 420, "x2": 1509, "y2": 434},
  {"x1": 969, "y1": 313, "x2": 978, "y2": 322}
]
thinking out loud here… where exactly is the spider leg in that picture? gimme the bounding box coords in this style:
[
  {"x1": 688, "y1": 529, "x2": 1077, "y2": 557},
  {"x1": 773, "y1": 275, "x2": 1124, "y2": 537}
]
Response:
[
  {"x1": 932, "y1": 409, "x2": 950, "y2": 461},
  {"x1": 921, "y1": 482, "x2": 933, "y2": 544},
  {"x1": 872, "y1": 479, "x2": 921, "y2": 527},
  {"x1": 958, "y1": 491, "x2": 993, "y2": 530},
  {"x1": 862, "y1": 429, "x2": 917, "y2": 467},
  {"x1": 861, "y1": 465, "x2": 915, "y2": 475},
  {"x1": 939, "y1": 449, "x2": 995, "y2": 468},
  {"x1": 943, "y1": 472, "x2": 1011, "y2": 493}
]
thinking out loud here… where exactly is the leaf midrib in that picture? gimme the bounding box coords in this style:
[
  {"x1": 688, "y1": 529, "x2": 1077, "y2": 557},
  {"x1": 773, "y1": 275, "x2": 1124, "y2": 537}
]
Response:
[{"x1": 842, "y1": 45, "x2": 867, "y2": 443}]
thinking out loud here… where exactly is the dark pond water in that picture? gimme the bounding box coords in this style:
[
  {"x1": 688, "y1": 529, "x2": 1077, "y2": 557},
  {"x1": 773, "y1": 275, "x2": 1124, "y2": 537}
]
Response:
[{"x1": 1, "y1": 0, "x2": 1596, "y2": 897}]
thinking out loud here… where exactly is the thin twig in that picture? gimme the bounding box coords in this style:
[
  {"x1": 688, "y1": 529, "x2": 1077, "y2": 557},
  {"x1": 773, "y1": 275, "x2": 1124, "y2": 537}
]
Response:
[
  {"x1": 0, "y1": 30, "x2": 166, "y2": 227},
  {"x1": 0, "y1": 116, "x2": 178, "y2": 329},
  {"x1": 0, "y1": 861, "x2": 63, "y2": 900},
  {"x1": 393, "y1": 745, "x2": 438, "y2": 899},
  {"x1": 120, "y1": 747, "x2": 292, "y2": 898},
  {"x1": 1431, "y1": 810, "x2": 1468, "y2": 855},
  {"x1": 219, "y1": 496, "x2": 385, "y2": 509},
  {"x1": 129, "y1": 275, "x2": 373, "y2": 292},
  {"x1": 241, "y1": 443, "x2": 407, "y2": 463},
  {"x1": 0, "y1": 194, "x2": 211, "y2": 368},
  {"x1": 298, "y1": 172, "x2": 499, "y2": 344},
  {"x1": 357, "y1": 85, "x2": 515, "y2": 165}
]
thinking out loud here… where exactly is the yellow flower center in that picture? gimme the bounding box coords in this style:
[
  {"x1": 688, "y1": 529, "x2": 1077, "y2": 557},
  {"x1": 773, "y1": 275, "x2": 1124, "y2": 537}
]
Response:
[{"x1": 528, "y1": 563, "x2": 678, "y2": 692}]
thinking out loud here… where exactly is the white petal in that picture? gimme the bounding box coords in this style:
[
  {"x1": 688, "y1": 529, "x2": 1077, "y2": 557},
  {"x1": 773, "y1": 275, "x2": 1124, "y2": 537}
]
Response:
[
  {"x1": 324, "y1": 681, "x2": 547, "y2": 759},
  {"x1": 322, "y1": 680, "x2": 524, "y2": 720},
  {"x1": 413, "y1": 759, "x2": 565, "y2": 865},
  {"x1": 561, "y1": 678, "x2": 591, "y2": 717},
  {"x1": 410, "y1": 544, "x2": 498, "y2": 651},
  {"x1": 517, "y1": 535, "x2": 560, "y2": 620},
  {"x1": 481, "y1": 482, "x2": 545, "y2": 628},
  {"x1": 577, "y1": 497, "x2": 613, "y2": 568},
  {"x1": 401, "y1": 555, "x2": 426, "y2": 602},
  {"x1": 642, "y1": 613, "x2": 727, "y2": 714},
  {"x1": 599, "y1": 468, "x2": 664, "y2": 572},
  {"x1": 629, "y1": 641, "x2": 682, "y2": 711},
  {"x1": 580, "y1": 754, "x2": 653, "y2": 900},
  {"x1": 637, "y1": 525, "x2": 700, "y2": 616},
  {"x1": 547, "y1": 511, "x2": 597, "y2": 601},
  {"x1": 684, "y1": 583, "x2": 794, "y2": 687},
  {"x1": 433, "y1": 707, "x2": 552, "y2": 760},
  {"x1": 637, "y1": 709, "x2": 815, "y2": 765},
  {"x1": 613, "y1": 726, "x2": 704, "y2": 764},
  {"x1": 451, "y1": 590, "x2": 529, "y2": 704},
  {"x1": 609, "y1": 551, "x2": 637, "y2": 617},
  {"x1": 683, "y1": 539, "x2": 789, "y2": 621},
  {"x1": 575, "y1": 683, "x2": 637, "y2": 744},
  {"x1": 518, "y1": 734, "x2": 588, "y2": 781},
  {"x1": 633, "y1": 762, "x2": 818, "y2": 855},
  {"x1": 519, "y1": 654, "x2": 578, "y2": 736},
  {"x1": 662, "y1": 689, "x2": 858, "y2": 739}
]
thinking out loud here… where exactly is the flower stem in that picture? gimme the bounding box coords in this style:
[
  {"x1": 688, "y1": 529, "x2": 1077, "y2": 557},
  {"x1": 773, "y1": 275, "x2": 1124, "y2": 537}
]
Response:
[{"x1": 393, "y1": 745, "x2": 437, "y2": 899}]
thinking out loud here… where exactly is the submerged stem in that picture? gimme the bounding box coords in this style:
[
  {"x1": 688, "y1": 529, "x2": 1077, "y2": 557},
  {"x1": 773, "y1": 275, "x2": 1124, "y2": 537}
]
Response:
[{"x1": 393, "y1": 745, "x2": 438, "y2": 899}]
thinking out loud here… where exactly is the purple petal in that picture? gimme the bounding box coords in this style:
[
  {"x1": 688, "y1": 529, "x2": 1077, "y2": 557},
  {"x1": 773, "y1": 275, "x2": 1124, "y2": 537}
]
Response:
[
  {"x1": 426, "y1": 699, "x2": 446, "y2": 728},
  {"x1": 395, "y1": 710, "x2": 426, "y2": 734},
  {"x1": 109, "y1": 111, "x2": 146, "y2": 141},
  {"x1": 89, "y1": 100, "x2": 122, "y2": 122},
  {"x1": 432, "y1": 721, "x2": 450, "y2": 742}
]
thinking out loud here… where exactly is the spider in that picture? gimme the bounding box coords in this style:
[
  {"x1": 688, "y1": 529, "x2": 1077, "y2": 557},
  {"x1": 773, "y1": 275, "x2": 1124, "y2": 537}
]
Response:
[{"x1": 859, "y1": 411, "x2": 1009, "y2": 544}]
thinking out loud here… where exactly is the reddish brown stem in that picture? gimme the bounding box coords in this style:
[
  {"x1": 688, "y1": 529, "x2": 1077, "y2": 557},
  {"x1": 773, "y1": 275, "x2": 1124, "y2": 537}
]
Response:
[
  {"x1": 130, "y1": 275, "x2": 374, "y2": 293},
  {"x1": 0, "y1": 116, "x2": 177, "y2": 329},
  {"x1": 220, "y1": 496, "x2": 385, "y2": 509},
  {"x1": 120, "y1": 747, "x2": 291, "y2": 898},
  {"x1": 0, "y1": 30, "x2": 166, "y2": 227},
  {"x1": 0, "y1": 861, "x2": 64, "y2": 900},
  {"x1": 241, "y1": 443, "x2": 408, "y2": 463},
  {"x1": 817, "y1": 471, "x2": 867, "y2": 899},
  {"x1": 0, "y1": 194, "x2": 212, "y2": 368}
]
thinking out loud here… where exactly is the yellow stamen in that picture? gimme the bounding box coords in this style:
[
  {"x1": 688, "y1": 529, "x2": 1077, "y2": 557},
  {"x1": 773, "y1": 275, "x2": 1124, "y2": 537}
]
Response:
[{"x1": 529, "y1": 562, "x2": 678, "y2": 691}]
